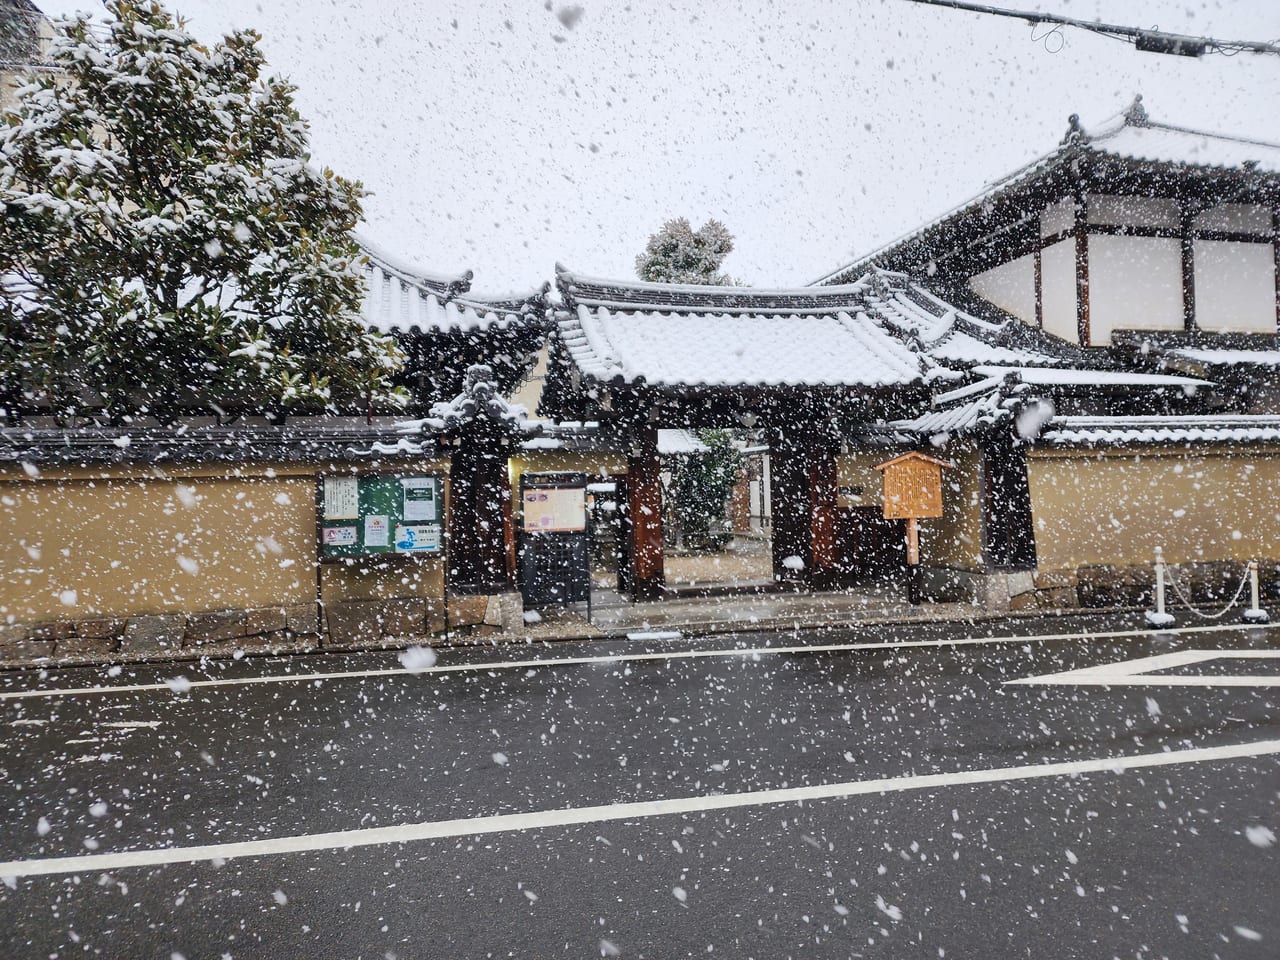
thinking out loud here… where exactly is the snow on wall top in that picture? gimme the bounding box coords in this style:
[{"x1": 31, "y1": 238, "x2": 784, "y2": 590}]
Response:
[
  {"x1": 1173, "y1": 348, "x2": 1280, "y2": 367},
  {"x1": 658, "y1": 429, "x2": 710, "y2": 455},
  {"x1": 970, "y1": 365, "x2": 1210, "y2": 388},
  {"x1": 1040, "y1": 415, "x2": 1280, "y2": 446}
]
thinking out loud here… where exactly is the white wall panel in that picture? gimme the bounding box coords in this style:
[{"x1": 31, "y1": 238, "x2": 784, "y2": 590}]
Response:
[
  {"x1": 1088, "y1": 235, "x2": 1183, "y2": 345},
  {"x1": 1087, "y1": 195, "x2": 1180, "y2": 229},
  {"x1": 1040, "y1": 238, "x2": 1078, "y2": 343},
  {"x1": 1194, "y1": 204, "x2": 1272, "y2": 236},
  {"x1": 1040, "y1": 198, "x2": 1075, "y2": 239},
  {"x1": 968, "y1": 253, "x2": 1037, "y2": 325},
  {"x1": 1194, "y1": 240, "x2": 1277, "y2": 334}
]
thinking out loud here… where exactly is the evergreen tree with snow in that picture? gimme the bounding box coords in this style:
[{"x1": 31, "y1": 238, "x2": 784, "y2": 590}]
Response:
[
  {"x1": 635, "y1": 217, "x2": 736, "y2": 285},
  {"x1": 0, "y1": 0, "x2": 404, "y2": 423}
]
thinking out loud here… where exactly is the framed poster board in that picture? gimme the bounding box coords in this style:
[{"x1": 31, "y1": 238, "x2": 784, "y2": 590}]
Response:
[
  {"x1": 521, "y1": 485, "x2": 587, "y2": 533},
  {"x1": 320, "y1": 473, "x2": 443, "y2": 559}
]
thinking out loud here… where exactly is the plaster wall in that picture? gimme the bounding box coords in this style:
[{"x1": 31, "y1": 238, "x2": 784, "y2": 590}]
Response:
[
  {"x1": 1040, "y1": 198, "x2": 1075, "y2": 238},
  {"x1": 968, "y1": 254, "x2": 1037, "y2": 326},
  {"x1": 1040, "y1": 238, "x2": 1078, "y2": 343},
  {"x1": 1087, "y1": 234, "x2": 1184, "y2": 345},
  {"x1": 1193, "y1": 240, "x2": 1277, "y2": 334},
  {"x1": 1027, "y1": 447, "x2": 1280, "y2": 571},
  {"x1": 0, "y1": 459, "x2": 447, "y2": 624},
  {"x1": 1086, "y1": 195, "x2": 1179, "y2": 229},
  {"x1": 1195, "y1": 204, "x2": 1272, "y2": 235}
]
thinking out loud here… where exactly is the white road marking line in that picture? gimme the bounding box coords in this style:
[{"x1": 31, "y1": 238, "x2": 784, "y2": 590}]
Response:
[
  {"x1": 1, "y1": 621, "x2": 1275, "y2": 703},
  {"x1": 1, "y1": 737, "x2": 1276, "y2": 879},
  {"x1": 1009, "y1": 649, "x2": 1280, "y2": 687},
  {"x1": 100, "y1": 721, "x2": 162, "y2": 729}
]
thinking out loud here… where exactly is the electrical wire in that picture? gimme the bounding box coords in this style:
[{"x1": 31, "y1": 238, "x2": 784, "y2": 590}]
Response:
[{"x1": 902, "y1": 0, "x2": 1280, "y2": 58}]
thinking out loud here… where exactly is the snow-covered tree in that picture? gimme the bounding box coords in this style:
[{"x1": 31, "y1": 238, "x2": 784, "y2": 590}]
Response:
[
  {"x1": 671, "y1": 429, "x2": 742, "y2": 552},
  {"x1": 635, "y1": 217, "x2": 736, "y2": 285},
  {"x1": 0, "y1": 0, "x2": 405, "y2": 423}
]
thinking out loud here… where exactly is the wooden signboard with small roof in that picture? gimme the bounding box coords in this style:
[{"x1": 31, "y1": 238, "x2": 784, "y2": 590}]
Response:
[{"x1": 874, "y1": 452, "x2": 953, "y2": 603}]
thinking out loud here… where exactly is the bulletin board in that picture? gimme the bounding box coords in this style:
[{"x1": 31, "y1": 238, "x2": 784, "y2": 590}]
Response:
[
  {"x1": 319, "y1": 474, "x2": 443, "y2": 559},
  {"x1": 521, "y1": 485, "x2": 587, "y2": 533}
]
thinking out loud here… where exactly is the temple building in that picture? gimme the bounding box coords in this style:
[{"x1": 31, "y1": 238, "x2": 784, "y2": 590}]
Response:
[
  {"x1": 817, "y1": 98, "x2": 1280, "y2": 608},
  {"x1": 2, "y1": 98, "x2": 1278, "y2": 663}
]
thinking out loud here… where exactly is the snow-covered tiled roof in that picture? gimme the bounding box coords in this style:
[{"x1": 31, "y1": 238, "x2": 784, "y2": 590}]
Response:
[
  {"x1": 1040, "y1": 415, "x2": 1280, "y2": 446},
  {"x1": 860, "y1": 273, "x2": 1065, "y2": 368},
  {"x1": 894, "y1": 388, "x2": 1018, "y2": 438},
  {"x1": 658, "y1": 429, "x2": 709, "y2": 455},
  {"x1": 359, "y1": 240, "x2": 546, "y2": 336},
  {"x1": 552, "y1": 266, "x2": 1079, "y2": 393},
  {"x1": 970, "y1": 365, "x2": 1210, "y2": 389},
  {"x1": 815, "y1": 99, "x2": 1280, "y2": 286},
  {"x1": 929, "y1": 332, "x2": 1055, "y2": 367},
  {"x1": 1171, "y1": 348, "x2": 1280, "y2": 367},
  {"x1": 1089, "y1": 119, "x2": 1280, "y2": 175},
  {"x1": 559, "y1": 303, "x2": 925, "y2": 389}
]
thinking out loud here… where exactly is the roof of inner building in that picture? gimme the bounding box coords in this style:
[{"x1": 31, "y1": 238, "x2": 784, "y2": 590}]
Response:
[{"x1": 815, "y1": 98, "x2": 1280, "y2": 286}]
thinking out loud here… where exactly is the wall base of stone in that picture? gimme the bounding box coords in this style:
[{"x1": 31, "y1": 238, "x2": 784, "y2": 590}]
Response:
[
  {"x1": 920, "y1": 567, "x2": 1076, "y2": 612},
  {"x1": 922, "y1": 560, "x2": 1280, "y2": 614},
  {"x1": 0, "y1": 591, "x2": 525, "y2": 668}
]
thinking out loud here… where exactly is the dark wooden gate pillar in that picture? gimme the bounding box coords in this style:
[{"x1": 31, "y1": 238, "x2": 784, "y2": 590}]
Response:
[
  {"x1": 770, "y1": 432, "x2": 839, "y2": 586},
  {"x1": 626, "y1": 427, "x2": 665, "y2": 600},
  {"x1": 770, "y1": 441, "x2": 809, "y2": 581},
  {"x1": 981, "y1": 433, "x2": 1037, "y2": 569},
  {"x1": 448, "y1": 425, "x2": 515, "y2": 593},
  {"x1": 808, "y1": 448, "x2": 839, "y2": 588}
]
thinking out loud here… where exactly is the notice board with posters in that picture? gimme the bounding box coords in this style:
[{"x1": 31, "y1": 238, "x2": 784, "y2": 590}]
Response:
[
  {"x1": 319, "y1": 474, "x2": 443, "y2": 559},
  {"x1": 518, "y1": 472, "x2": 590, "y2": 606},
  {"x1": 521, "y1": 485, "x2": 587, "y2": 533}
]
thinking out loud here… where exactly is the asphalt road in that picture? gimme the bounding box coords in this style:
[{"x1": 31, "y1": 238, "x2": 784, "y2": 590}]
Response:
[{"x1": 0, "y1": 612, "x2": 1277, "y2": 959}]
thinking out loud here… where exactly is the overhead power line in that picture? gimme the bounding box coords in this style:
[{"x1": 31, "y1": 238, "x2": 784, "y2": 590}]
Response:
[{"x1": 902, "y1": 0, "x2": 1280, "y2": 58}]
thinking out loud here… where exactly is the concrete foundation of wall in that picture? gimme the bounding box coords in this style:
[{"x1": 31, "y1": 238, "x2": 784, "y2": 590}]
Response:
[{"x1": 0, "y1": 590, "x2": 525, "y2": 669}]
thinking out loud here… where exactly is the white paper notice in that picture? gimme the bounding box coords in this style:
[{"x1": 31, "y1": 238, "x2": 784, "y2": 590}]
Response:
[
  {"x1": 323, "y1": 477, "x2": 359, "y2": 519},
  {"x1": 401, "y1": 478, "x2": 438, "y2": 522},
  {"x1": 322, "y1": 526, "x2": 357, "y2": 547},
  {"x1": 363, "y1": 514, "x2": 390, "y2": 547}
]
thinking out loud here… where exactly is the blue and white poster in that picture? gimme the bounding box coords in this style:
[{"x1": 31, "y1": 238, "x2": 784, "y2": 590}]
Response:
[{"x1": 394, "y1": 524, "x2": 441, "y2": 553}]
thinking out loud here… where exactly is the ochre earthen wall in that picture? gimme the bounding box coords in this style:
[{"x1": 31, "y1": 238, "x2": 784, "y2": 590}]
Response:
[
  {"x1": 1027, "y1": 446, "x2": 1280, "y2": 571},
  {"x1": 1, "y1": 459, "x2": 448, "y2": 624}
]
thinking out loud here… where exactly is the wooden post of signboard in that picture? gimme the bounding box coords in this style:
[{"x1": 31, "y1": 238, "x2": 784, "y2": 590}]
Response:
[{"x1": 874, "y1": 452, "x2": 953, "y2": 605}]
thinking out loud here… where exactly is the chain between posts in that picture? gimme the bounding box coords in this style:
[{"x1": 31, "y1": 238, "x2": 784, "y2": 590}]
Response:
[{"x1": 1163, "y1": 563, "x2": 1251, "y2": 620}]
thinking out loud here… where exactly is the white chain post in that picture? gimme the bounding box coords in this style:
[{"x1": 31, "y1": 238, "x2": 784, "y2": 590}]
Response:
[
  {"x1": 1145, "y1": 546, "x2": 1175, "y2": 628},
  {"x1": 1243, "y1": 559, "x2": 1270, "y2": 624}
]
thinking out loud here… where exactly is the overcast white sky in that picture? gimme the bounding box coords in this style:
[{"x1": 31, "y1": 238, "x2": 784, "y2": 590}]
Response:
[{"x1": 33, "y1": 0, "x2": 1280, "y2": 290}]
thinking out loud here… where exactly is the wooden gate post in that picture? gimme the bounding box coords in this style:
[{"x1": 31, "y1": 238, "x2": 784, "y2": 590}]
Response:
[
  {"x1": 809, "y1": 447, "x2": 839, "y2": 588},
  {"x1": 626, "y1": 427, "x2": 665, "y2": 600},
  {"x1": 449, "y1": 425, "x2": 515, "y2": 593}
]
